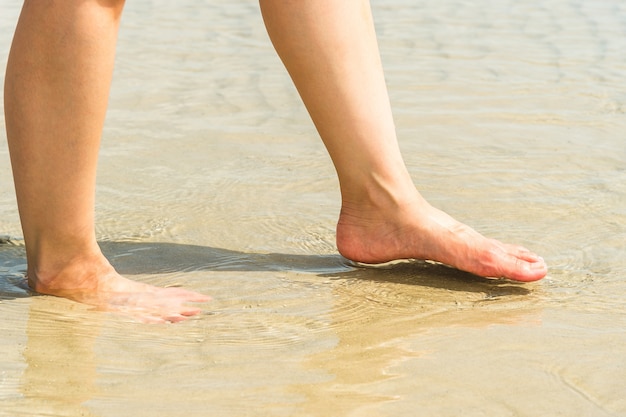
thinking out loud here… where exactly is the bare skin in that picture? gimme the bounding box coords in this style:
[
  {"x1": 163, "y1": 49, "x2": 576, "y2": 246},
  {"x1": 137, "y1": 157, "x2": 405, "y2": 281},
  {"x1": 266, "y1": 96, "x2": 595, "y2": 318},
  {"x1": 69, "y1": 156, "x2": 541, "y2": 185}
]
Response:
[
  {"x1": 260, "y1": 0, "x2": 547, "y2": 282},
  {"x1": 5, "y1": 0, "x2": 208, "y2": 322},
  {"x1": 4, "y1": 0, "x2": 546, "y2": 323}
]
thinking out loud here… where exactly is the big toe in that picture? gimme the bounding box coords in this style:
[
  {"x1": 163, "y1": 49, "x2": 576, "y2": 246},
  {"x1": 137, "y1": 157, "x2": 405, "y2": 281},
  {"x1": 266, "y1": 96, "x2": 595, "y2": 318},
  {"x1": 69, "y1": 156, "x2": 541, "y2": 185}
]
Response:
[{"x1": 503, "y1": 254, "x2": 547, "y2": 282}]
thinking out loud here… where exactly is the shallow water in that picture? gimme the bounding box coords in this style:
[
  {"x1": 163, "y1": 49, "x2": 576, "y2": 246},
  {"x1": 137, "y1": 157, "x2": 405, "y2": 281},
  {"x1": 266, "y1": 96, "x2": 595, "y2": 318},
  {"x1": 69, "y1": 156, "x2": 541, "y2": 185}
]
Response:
[{"x1": 1, "y1": 1, "x2": 625, "y2": 416}]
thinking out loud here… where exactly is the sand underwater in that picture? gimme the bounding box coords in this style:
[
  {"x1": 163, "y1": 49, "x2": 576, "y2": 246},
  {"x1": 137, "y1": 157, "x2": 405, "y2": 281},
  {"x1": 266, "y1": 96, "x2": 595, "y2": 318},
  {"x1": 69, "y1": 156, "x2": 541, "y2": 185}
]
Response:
[{"x1": 1, "y1": 1, "x2": 625, "y2": 416}]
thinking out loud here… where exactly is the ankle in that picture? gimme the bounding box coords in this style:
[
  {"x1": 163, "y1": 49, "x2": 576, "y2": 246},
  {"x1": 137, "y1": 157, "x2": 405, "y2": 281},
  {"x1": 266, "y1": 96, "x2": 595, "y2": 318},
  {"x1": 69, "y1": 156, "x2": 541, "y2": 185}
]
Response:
[
  {"x1": 340, "y1": 173, "x2": 424, "y2": 219},
  {"x1": 27, "y1": 248, "x2": 113, "y2": 294}
]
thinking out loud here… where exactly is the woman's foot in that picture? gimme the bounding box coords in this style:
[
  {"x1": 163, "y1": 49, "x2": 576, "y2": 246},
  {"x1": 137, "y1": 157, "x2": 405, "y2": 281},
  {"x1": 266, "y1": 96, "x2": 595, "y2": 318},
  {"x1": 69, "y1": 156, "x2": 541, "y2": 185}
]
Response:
[
  {"x1": 28, "y1": 253, "x2": 209, "y2": 323},
  {"x1": 336, "y1": 190, "x2": 547, "y2": 282}
]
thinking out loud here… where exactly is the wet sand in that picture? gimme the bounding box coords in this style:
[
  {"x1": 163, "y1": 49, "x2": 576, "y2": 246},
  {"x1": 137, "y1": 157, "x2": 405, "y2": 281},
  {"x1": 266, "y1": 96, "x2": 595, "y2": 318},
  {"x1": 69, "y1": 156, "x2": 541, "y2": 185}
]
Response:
[{"x1": 1, "y1": 1, "x2": 625, "y2": 416}]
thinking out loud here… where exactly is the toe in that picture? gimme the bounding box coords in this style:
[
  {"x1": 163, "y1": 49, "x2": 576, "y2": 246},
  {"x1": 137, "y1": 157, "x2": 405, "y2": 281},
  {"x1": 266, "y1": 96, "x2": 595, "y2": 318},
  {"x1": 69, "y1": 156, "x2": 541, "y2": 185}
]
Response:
[{"x1": 507, "y1": 255, "x2": 547, "y2": 282}]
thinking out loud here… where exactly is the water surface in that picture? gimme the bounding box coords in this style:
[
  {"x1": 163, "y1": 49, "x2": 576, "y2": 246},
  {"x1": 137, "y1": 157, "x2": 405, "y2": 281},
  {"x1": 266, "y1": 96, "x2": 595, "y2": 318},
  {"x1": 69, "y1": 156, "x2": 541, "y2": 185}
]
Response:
[{"x1": 1, "y1": 1, "x2": 625, "y2": 416}]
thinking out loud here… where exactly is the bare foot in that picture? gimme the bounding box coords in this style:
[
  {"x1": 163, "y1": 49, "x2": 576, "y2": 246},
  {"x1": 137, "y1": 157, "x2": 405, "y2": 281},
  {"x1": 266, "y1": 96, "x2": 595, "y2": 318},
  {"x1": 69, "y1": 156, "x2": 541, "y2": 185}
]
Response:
[
  {"x1": 336, "y1": 190, "x2": 547, "y2": 282},
  {"x1": 28, "y1": 254, "x2": 210, "y2": 323}
]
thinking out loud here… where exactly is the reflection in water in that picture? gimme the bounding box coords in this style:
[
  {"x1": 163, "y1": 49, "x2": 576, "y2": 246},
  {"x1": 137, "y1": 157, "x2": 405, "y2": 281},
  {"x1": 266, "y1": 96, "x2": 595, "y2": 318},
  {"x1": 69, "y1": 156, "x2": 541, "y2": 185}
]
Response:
[
  {"x1": 290, "y1": 264, "x2": 542, "y2": 414},
  {"x1": 17, "y1": 299, "x2": 100, "y2": 417},
  {"x1": 1, "y1": 240, "x2": 98, "y2": 416}
]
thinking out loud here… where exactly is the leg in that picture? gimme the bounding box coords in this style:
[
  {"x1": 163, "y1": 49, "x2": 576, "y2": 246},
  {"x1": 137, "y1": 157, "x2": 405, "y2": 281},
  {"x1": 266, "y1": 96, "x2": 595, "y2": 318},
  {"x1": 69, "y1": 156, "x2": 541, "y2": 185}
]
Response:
[
  {"x1": 4, "y1": 0, "x2": 208, "y2": 322},
  {"x1": 260, "y1": 0, "x2": 547, "y2": 281}
]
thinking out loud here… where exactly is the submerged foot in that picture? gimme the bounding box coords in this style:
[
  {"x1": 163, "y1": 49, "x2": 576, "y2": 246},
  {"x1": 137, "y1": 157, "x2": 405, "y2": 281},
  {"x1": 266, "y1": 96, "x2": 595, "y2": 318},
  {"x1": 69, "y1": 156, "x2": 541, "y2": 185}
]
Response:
[
  {"x1": 29, "y1": 255, "x2": 209, "y2": 323},
  {"x1": 336, "y1": 191, "x2": 547, "y2": 282}
]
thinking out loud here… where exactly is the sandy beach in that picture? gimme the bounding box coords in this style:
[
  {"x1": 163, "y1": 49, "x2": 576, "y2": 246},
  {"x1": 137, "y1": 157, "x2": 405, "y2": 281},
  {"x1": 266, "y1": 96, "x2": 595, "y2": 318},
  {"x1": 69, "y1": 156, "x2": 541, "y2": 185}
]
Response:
[{"x1": 1, "y1": 1, "x2": 625, "y2": 415}]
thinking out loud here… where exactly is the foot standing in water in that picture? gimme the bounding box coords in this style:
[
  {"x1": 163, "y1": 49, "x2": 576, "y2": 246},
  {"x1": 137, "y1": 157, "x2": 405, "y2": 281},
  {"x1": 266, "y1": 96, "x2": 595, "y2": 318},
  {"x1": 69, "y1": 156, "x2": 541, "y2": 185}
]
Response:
[{"x1": 4, "y1": 0, "x2": 547, "y2": 322}]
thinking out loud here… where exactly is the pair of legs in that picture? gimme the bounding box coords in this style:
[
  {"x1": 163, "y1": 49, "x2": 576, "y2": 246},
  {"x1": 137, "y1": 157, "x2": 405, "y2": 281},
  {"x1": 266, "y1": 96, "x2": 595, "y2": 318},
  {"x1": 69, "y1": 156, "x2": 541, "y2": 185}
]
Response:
[{"x1": 4, "y1": 0, "x2": 547, "y2": 322}]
